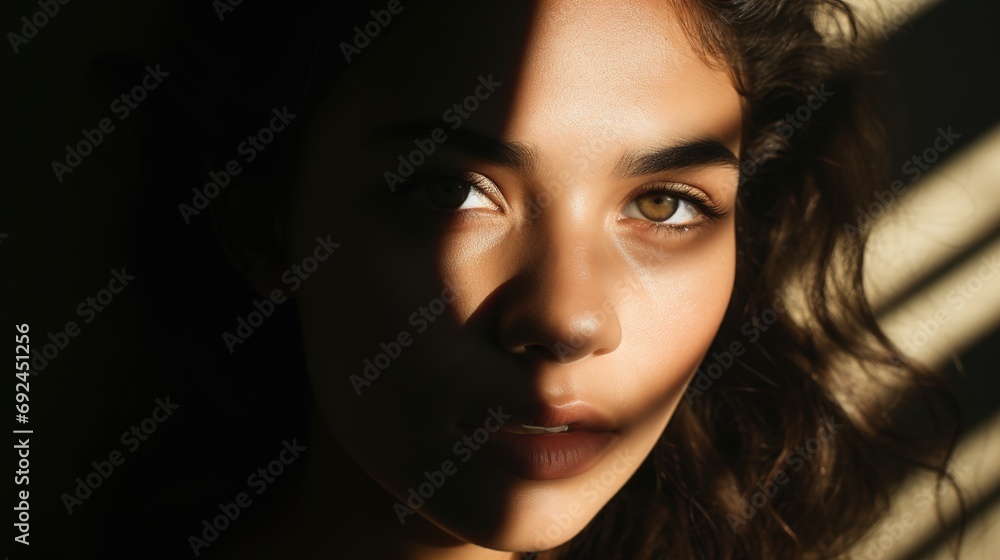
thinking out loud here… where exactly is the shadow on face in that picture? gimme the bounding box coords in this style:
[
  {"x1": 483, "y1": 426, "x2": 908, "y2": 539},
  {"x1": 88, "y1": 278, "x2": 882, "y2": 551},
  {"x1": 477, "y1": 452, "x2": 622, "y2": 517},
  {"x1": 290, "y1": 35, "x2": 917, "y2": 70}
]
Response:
[{"x1": 277, "y1": 0, "x2": 742, "y2": 552}]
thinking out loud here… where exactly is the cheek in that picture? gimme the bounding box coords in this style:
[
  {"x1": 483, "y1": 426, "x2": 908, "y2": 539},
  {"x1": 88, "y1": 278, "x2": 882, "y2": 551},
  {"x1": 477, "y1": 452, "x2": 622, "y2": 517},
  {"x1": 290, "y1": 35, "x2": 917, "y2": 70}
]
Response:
[
  {"x1": 611, "y1": 217, "x2": 737, "y2": 398},
  {"x1": 619, "y1": 239, "x2": 737, "y2": 409},
  {"x1": 283, "y1": 186, "x2": 443, "y2": 423},
  {"x1": 290, "y1": 221, "x2": 457, "y2": 404}
]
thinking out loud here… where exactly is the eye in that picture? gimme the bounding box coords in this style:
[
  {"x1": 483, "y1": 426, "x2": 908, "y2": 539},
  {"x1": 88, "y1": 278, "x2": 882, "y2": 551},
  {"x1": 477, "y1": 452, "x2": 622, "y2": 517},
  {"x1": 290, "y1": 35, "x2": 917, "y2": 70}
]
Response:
[
  {"x1": 400, "y1": 172, "x2": 501, "y2": 212},
  {"x1": 622, "y1": 189, "x2": 701, "y2": 226},
  {"x1": 622, "y1": 183, "x2": 727, "y2": 231}
]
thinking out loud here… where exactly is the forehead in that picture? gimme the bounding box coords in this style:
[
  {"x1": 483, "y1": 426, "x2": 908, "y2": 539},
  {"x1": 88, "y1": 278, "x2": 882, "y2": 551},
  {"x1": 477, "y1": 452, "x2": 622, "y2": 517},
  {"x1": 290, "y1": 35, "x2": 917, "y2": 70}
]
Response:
[{"x1": 320, "y1": 0, "x2": 741, "y2": 156}]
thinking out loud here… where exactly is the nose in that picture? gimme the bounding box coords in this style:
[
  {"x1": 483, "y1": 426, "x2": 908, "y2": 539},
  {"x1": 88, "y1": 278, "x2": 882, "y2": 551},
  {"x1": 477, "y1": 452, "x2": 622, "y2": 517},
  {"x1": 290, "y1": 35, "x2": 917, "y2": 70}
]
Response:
[{"x1": 496, "y1": 232, "x2": 622, "y2": 363}]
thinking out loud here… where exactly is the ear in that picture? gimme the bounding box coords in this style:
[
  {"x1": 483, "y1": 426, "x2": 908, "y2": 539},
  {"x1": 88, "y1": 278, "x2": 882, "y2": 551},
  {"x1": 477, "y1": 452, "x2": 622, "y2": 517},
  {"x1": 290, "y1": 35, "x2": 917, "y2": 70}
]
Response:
[{"x1": 213, "y1": 180, "x2": 290, "y2": 299}]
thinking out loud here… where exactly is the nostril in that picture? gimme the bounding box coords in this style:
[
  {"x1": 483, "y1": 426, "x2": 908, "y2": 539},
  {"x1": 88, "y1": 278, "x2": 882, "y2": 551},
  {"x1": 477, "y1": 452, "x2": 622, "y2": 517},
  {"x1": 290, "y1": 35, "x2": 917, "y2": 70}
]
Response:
[
  {"x1": 506, "y1": 342, "x2": 563, "y2": 362},
  {"x1": 591, "y1": 345, "x2": 614, "y2": 357},
  {"x1": 543, "y1": 341, "x2": 583, "y2": 363}
]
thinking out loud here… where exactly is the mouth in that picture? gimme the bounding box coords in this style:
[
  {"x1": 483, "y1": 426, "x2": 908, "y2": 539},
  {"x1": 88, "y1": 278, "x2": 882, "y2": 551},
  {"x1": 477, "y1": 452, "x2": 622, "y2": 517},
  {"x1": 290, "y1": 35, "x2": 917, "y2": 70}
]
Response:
[
  {"x1": 460, "y1": 401, "x2": 620, "y2": 480},
  {"x1": 503, "y1": 424, "x2": 570, "y2": 434}
]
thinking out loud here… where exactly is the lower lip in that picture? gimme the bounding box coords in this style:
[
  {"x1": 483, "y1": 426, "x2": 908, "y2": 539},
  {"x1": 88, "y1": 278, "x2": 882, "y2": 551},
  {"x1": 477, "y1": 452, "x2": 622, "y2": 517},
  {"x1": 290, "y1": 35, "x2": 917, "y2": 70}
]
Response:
[{"x1": 473, "y1": 429, "x2": 619, "y2": 480}]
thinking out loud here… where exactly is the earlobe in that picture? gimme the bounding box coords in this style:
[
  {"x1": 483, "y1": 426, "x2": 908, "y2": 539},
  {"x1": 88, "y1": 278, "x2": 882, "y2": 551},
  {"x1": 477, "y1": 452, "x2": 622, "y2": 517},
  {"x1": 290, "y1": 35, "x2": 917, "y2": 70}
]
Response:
[{"x1": 212, "y1": 181, "x2": 290, "y2": 299}]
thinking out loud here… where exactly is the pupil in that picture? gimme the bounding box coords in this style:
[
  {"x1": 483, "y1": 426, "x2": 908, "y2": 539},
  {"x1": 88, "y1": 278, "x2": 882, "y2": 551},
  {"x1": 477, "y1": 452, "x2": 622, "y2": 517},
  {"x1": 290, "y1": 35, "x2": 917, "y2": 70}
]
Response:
[
  {"x1": 428, "y1": 182, "x2": 471, "y2": 209},
  {"x1": 638, "y1": 193, "x2": 678, "y2": 221}
]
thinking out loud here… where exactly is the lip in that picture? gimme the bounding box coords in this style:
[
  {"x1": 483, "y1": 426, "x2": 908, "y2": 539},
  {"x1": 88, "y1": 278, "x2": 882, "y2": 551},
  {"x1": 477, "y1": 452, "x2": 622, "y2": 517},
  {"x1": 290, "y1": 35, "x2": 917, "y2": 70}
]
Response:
[
  {"x1": 514, "y1": 402, "x2": 618, "y2": 433},
  {"x1": 461, "y1": 402, "x2": 620, "y2": 480}
]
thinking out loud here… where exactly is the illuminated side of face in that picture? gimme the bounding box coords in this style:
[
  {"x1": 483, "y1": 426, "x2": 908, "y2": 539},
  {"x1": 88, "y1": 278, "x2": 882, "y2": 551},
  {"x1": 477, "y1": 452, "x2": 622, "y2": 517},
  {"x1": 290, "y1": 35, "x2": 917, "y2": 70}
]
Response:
[{"x1": 285, "y1": 0, "x2": 741, "y2": 553}]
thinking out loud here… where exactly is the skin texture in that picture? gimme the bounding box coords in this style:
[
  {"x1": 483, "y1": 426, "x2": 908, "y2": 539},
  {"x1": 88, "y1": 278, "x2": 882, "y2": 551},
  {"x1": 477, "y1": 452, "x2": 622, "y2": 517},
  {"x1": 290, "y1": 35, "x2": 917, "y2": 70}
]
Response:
[{"x1": 225, "y1": 1, "x2": 743, "y2": 558}]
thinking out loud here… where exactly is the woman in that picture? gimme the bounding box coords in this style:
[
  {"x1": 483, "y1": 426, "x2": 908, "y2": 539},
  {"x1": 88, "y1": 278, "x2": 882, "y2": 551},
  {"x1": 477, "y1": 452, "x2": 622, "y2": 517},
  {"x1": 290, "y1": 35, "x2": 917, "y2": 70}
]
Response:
[{"x1": 107, "y1": 0, "x2": 959, "y2": 558}]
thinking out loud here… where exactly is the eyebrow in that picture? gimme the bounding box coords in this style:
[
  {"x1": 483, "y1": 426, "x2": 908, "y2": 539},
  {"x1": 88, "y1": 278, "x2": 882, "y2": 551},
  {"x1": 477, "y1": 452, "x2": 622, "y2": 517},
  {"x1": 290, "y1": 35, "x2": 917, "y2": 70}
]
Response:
[
  {"x1": 383, "y1": 121, "x2": 538, "y2": 172},
  {"x1": 612, "y1": 139, "x2": 740, "y2": 178},
  {"x1": 381, "y1": 121, "x2": 739, "y2": 177}
]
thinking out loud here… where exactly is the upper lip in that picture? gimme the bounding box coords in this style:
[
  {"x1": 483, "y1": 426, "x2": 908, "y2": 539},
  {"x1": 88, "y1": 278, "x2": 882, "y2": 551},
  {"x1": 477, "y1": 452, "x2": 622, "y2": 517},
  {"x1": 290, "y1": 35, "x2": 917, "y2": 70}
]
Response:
[{"x1": 505, "y1": 401, "x2": 617, "y2": 433}]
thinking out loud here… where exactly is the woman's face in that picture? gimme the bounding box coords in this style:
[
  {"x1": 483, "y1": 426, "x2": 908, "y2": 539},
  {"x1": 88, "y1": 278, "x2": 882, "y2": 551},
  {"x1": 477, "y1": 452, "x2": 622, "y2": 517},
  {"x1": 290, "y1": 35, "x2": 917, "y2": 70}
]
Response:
[{"x1": 285, "y1": 0, "x2": 741, "y2": 552}]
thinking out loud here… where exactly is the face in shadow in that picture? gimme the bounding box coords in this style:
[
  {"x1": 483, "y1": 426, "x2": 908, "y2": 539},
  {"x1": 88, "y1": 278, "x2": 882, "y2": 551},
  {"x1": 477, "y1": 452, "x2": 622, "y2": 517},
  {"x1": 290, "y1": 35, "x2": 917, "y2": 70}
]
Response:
[{"x1": 279, "y1": 0, "x2": 742, "y2": 552}]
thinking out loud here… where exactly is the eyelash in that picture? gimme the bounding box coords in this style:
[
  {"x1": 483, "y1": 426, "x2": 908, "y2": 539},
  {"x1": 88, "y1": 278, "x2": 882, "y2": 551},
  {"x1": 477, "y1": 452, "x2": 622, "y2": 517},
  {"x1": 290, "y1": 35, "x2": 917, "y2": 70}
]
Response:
[
  {"x1": 393, "y1": 172, "x2": 727, "y2": 236},
  {"x1": 392, "y1": 171, "x2": 503, "y2": 210},
  {"x1": 622, "y1": 182, "x2": 728, "y2": 236}
]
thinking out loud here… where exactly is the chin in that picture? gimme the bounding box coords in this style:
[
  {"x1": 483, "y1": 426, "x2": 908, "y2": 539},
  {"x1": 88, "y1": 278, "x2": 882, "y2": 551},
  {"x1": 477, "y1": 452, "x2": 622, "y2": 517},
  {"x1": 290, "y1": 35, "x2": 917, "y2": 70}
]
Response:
[{"x1": 395, "y1": 453, "x2": 639, "y2": 554}]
